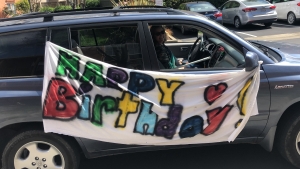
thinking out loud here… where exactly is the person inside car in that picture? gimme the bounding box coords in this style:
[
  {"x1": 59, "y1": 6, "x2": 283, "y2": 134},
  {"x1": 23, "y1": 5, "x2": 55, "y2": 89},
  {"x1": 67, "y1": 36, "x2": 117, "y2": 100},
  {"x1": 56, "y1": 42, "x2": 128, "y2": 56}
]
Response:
[{"x1": 150, "y1": 25, "x2": 181, "y2": 69}]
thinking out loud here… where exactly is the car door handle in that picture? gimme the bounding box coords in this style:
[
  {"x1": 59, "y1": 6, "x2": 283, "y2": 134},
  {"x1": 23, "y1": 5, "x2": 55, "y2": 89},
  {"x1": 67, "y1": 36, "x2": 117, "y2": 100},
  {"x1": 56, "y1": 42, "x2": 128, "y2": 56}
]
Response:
[{"x1": 181, "y1": 47, "x2": 189, "y2": 51}]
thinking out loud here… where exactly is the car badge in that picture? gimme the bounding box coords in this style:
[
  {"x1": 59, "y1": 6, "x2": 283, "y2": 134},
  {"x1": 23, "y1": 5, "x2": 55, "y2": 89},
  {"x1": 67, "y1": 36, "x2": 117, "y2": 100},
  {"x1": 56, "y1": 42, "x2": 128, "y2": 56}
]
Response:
[{"x1": 275, "y1": 85, "x2": 294, "y2": 89}]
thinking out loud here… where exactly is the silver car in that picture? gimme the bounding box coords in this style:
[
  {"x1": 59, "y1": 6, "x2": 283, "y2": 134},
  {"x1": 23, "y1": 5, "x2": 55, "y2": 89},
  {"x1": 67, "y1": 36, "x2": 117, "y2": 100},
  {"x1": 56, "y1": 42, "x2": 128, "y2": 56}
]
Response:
[
  {"x1": 270, "y1": 0, "x2": 300, "y2": 24},
  {"x1": 220, "y1": 0, "x2": 277, "y2": 28}
]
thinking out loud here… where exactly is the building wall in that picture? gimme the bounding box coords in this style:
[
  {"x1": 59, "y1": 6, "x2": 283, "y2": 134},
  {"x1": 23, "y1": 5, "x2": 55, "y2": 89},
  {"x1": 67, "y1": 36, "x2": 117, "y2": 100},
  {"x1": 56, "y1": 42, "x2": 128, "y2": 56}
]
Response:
[
  {"x1": 0, "y1": 0, "x2": 7, "y2": 18},
  {"x1": 0, "y1": 0, "x2": 20, "y2": 18}
]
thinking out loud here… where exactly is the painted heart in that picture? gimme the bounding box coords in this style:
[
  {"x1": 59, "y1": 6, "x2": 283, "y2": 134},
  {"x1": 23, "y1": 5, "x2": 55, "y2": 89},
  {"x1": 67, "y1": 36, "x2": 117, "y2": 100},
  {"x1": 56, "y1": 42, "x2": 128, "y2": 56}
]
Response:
[{"x1": 204, "y1": 83, "x2": 228, "y2": 105}]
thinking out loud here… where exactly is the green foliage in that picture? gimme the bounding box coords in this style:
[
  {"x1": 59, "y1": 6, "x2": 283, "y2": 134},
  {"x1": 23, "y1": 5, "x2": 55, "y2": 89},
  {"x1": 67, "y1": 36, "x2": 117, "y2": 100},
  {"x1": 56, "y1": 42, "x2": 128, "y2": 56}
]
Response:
[
  {"x1": 39, "y1": 6, "x2": 55, "y2": 12},
  {"x1": 2, "y1": 6, "x2": 13, "y2": 16},
  {"x1": 85, "y1": 0, "x2": 101, "y2": 8},
  {"x1": 164, "y1": 0, "x2": 227, "y2": 9},
  {"x1": 15, "y1": 0, "x2": 30, "y2": 13},
  {"x1": 54, "y1": 5, "x2": 73, "y2": 11}
]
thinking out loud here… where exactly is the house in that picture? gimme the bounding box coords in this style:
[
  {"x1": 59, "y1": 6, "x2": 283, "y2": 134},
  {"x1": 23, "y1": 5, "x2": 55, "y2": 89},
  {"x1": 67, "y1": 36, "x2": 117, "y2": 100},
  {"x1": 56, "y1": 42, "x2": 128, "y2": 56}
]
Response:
[{"x1": 0, "y1": 0, "x2": 19, "y2": 18}]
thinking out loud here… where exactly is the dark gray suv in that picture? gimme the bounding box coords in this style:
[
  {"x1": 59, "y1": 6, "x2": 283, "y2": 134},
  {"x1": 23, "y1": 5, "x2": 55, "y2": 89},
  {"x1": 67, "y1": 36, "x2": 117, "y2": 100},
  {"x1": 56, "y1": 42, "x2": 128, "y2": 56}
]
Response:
[{"x1": 0, "y1": 6, "x2": 299, "y2": 169}]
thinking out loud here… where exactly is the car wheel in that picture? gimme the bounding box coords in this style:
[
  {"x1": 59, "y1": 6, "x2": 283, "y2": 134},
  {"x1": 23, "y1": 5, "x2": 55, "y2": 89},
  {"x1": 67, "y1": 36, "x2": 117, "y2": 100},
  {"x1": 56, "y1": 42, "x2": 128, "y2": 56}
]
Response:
[
  {"x1": 234, "y1": 17, "x2": 242, "y2": 29},
  {"x1": 181, "y1": 26, "x2": 187, "y2": 35},
  {"x1": 276, "y1": 111, "x2": 300, "y2": 168},
  {"x1": 264, "y1": 22, "x2": 272, "y2": 27},
  {"x1": 287, "y1": 12, "x2": 296, "y2": 25},
  {"x1": 2, "y1": 130, "x2": 80, "y2": 169}
]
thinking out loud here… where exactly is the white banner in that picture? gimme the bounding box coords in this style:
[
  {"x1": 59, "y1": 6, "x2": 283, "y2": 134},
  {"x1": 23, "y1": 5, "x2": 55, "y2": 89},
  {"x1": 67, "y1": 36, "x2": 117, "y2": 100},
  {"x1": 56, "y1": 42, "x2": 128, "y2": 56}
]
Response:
[{"x1": 42, "y1": 42, "x2": 260, "y2": 145}]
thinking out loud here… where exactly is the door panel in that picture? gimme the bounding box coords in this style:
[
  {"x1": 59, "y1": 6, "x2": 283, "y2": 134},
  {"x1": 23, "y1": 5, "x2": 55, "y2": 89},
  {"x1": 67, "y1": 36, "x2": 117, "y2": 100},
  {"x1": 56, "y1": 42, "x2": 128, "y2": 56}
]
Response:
[
  {"x1": 273, "y1": 0, "x2": 285, "y2": 19},
  {"x1": 221, "y1": 2, "x2": 233, "y2": 23}
]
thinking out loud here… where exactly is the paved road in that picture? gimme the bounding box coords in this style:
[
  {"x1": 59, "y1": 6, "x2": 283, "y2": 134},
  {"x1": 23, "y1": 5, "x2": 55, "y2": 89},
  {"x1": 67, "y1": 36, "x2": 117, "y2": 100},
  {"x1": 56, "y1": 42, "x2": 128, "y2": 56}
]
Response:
[
  {"x1": 227, "y1": 21, "x2": 300, "y2": 45},
  {"x1": 80, "y1": 21, "x2": 300, "y2": 169},
  {"x1": 80, "y1": 144, "x2": 297, "y2": 169}
]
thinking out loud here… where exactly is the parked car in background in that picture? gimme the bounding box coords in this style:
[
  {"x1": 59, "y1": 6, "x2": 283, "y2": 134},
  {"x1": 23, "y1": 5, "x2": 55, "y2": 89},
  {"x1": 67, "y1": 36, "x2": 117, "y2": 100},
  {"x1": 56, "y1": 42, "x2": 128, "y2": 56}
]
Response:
[
  {"x1": 178, "y1": 1, "x2": 222, "y2": 34},
  {"x1": 269, "y1": 0, "x2": 300, "y2": 24},
  {"x1": 220, "y1": 0, "x2": 277, "y2": 28}
]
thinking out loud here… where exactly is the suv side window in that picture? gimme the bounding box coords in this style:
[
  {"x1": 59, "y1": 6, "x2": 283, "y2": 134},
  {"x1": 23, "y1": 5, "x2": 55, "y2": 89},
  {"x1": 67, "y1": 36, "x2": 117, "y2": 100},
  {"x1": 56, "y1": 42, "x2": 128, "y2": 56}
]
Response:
[
  {"x1": 148, "y1": 24, "x2": 245, "y2": 70},
  {"x1": 70, "y1": 25, "x2": 144, "y2": 70},
  {"x1": 51, "y1": 29, "x2": 69, "y2": 49},
  {"x1": 0, "y1": 30, "x2": 46, "y2": 77}
]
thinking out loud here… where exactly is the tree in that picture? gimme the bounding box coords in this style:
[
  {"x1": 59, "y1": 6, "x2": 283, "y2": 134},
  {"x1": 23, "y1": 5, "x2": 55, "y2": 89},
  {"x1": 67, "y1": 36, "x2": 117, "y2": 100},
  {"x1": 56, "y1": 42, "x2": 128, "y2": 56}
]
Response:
[
  {"x1": 85, "y1": 0, "x2": 100, "y2": 8},
  {"x1": 15, "y1": 0, "x2": 30, "y2": 14}
]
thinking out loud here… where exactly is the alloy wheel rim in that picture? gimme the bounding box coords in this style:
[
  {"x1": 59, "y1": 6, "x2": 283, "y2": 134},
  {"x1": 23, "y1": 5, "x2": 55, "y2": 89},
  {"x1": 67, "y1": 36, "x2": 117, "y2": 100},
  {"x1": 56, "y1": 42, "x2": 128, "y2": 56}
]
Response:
[
  {"x1": 14, "y1": 141, "x2": 65, "y2": 169},
  {"x1": 296, "y1": 132, "x2": 300, "y2": 154},
  {"x1": 288, "y1": 13, "x2": 295, "y2": 24},
  {"x1": 235, "y1": 18, "x2": 240, "y2": 28}
]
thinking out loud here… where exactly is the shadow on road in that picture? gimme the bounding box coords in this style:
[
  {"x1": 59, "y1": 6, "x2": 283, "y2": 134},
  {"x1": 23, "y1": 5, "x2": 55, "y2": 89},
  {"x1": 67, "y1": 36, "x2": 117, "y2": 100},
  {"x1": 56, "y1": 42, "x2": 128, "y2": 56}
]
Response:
[
  {"x1": 223, "y1": 23, "x2": 272, "y2": 32},
  {"x1": 80, "y1": 144, "x2": 298, "y2": 169}
]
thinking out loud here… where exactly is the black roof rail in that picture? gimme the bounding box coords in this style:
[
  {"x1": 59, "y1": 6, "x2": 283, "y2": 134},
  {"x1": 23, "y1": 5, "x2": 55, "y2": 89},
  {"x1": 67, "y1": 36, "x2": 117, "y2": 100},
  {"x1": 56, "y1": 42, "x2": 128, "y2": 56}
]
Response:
[
  {"x1": 118, "y1": 5, "x2": 170, "y2": 9},
  {"x1": 0, "y1": 8, "x2": 184, "y2": 23}
]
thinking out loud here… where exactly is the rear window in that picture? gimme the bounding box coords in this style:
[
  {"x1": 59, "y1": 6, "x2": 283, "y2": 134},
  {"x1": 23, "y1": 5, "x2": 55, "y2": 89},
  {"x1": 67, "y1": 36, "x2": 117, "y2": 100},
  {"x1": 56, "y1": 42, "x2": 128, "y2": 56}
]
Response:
[
  {"x1": 0, "y1": 30, "x2": 46, "y2": 77},
  {"x1": 189, "y1": 3, "x2": 216, "y2": 12},
  {"x1": 242, "y1": 0, "x2": 270, "y2": 5}
]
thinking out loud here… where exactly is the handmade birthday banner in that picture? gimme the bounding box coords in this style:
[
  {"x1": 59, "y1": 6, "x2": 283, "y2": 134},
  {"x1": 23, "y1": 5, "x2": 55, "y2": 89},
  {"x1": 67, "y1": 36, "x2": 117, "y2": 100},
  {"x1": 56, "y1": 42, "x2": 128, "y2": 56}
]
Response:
[{"x1": 42, "y1": 42, "x2": 260, "y2": 145}]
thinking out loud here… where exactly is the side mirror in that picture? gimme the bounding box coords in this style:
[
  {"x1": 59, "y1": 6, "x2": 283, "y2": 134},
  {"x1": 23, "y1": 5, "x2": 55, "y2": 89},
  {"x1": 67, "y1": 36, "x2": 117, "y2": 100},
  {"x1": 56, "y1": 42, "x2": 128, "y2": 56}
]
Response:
[{"x1": 245, "y1": 51, "x2": 259, "y2": 71}]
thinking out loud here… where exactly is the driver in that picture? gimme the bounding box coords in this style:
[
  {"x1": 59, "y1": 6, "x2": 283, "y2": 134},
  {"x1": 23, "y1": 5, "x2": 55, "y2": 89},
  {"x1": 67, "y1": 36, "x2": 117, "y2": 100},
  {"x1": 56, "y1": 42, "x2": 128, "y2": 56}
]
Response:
[{"x1": 150, "y1": 26, "x2": 181, "y2": 69}]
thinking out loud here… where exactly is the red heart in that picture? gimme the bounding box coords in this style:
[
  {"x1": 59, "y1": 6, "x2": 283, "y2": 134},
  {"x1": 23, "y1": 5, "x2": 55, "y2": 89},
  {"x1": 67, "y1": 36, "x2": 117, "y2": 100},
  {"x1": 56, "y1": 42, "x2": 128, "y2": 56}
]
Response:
[{"x1": 204, "y1": 83, "x2": 227, "y2": 105}]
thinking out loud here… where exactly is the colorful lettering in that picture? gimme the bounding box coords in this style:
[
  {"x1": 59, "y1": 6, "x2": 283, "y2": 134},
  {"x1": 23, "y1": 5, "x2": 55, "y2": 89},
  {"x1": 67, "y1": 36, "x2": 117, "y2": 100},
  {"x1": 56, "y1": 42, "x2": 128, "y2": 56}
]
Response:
[
  {"x1": 56, "y1": 50, "x2": 80, "y2": 79},
  {"x1": 107, "y1": 67, "x2": 129, "y2": 91},
  {"x1": 154, "y1": 105, "x2": 183, "y2": 139},
  {"x1": 134, "y1": 100, "x2": 158, "y2": 135},
  {"x1": 202, "y1": 105, "x2": 233, "y2": 135},
  {"x1": 115, "y1": 92, "x2": 140, "y2": 128},
  {"x1": 43, "y1": 78, "x2": 79, "y2": 120},
  {"x1": 237, "y1": 78, "x2": 253, "y2": 115},
  {"x1": 128, "y1": 72, "x2": 155, "y2": 95},
  {"x1": 91, "y1": 95, "x2": 117, "y2": 126},
  {"x1": 78, "y1": 95, "x2": 91, "y2": 120},
  {"x1": 204, "y1": 83, "x2": 228, "y2": 105},
  {"x1": 179, "y1": 116, "x2": 203, "y2": 138},
  {"x1": 156, "y1": 79, "x2": 184, "y2": 105},
  {"x1": 80, "y1": 61, "x2": 106, "y2": 87}
]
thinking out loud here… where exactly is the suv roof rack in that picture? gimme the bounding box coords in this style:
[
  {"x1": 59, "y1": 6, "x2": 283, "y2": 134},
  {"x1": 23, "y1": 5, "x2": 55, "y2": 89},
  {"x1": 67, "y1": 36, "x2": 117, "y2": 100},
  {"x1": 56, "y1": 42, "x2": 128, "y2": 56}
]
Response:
[
  {"x1": 0, "y1": 8, "x2": 183, "y2": 23},
  {"x1": 117, "y1": 5, "x2": 169, "y2": 9}
]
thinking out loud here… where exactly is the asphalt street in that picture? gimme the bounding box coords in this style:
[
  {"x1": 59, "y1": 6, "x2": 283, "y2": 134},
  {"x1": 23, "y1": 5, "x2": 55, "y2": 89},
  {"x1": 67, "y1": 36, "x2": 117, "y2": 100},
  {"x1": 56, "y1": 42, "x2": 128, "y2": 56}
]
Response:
[
  {"x1": 80, "y1": 21, "x2": 300, "y2": 169},
  {"x1": 228, "y1": 21, "x2": 300, "y2": 46},
  {"x1": 80, "y1": 144, "x2": 298, "y2": 169}
]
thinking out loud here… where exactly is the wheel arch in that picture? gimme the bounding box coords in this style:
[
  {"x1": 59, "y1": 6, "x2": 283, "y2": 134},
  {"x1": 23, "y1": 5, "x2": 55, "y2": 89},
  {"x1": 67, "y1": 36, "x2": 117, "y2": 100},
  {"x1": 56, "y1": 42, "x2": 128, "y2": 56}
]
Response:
[
  {"x1": 0, "y1": 122, "x2": 84, "y2": 165},
  {"x1": 287, "y1": 11, "x2": 295, "y2": 18},
  {"x1": 233, "y1": 15, "x2": 242, "y2": 26},
  {"x1": 260, "y1": 101, "x2": 300, "y2": 152},
  {"x1": 276, "y1": 101, "x2": 300, "y2": 132}
]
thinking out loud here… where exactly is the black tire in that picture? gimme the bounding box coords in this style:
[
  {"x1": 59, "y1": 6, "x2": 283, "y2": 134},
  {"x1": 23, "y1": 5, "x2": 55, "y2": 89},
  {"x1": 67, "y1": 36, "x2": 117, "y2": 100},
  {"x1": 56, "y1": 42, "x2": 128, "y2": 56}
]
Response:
[
  {"x1": 234, "y1": 17, "x2": 242, "y2": 29},
  {"x1": 264, "y1": 22, "x2": 273, "y2": 27},
  {"x1": 287, "y1": 12, "x2": 297, "y2": 25},
  {"x1": 276, "y1": 111, "x2": 300, "y2": 168},
  {"x1": 2, "y1": 130, "x2": 80, "y2": 169}
]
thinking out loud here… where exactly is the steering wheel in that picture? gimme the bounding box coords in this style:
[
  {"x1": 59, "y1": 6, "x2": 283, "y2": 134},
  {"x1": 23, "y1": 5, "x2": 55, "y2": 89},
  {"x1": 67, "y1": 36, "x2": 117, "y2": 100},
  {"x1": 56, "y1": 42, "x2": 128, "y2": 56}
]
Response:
[{"x1": 187, "y1": 35, "x2": 204, "y2": 62}]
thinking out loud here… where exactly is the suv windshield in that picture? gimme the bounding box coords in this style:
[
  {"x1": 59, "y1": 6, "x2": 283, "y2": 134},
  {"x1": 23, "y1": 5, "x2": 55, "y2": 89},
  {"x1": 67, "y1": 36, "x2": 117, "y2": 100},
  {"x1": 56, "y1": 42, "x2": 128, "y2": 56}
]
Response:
[{"x1": 188, "y1": 3, "x2": 216, "y2": 12}]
